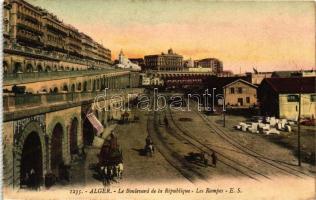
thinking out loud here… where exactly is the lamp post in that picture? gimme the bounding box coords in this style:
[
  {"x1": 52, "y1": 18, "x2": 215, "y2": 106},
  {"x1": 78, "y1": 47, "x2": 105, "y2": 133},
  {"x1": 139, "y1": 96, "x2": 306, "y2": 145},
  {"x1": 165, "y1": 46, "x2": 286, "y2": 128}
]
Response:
[{"x1": 297, "y1": 72, "x2": 302, "y2": 166}]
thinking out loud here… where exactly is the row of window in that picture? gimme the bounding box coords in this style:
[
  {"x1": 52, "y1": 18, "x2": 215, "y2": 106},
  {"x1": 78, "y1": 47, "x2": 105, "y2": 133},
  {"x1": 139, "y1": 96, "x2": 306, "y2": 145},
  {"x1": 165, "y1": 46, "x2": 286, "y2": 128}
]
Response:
[
  {"x1": 287, "y1": 94, "x2": 316, "y2": 102},
  {"x1": 17, "y1": 5, "x2": 41, "y2": 20},
  {"x1": 230, "y1": 87, "x2": 245, "y2": 94}
]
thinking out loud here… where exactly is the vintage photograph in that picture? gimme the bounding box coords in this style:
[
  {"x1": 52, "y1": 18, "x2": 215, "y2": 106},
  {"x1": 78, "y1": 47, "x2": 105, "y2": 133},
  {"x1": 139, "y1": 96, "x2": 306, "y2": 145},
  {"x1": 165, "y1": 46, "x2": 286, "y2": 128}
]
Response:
[{"x1": 2, "y1": 0, "x2": 315, "y2": 199}]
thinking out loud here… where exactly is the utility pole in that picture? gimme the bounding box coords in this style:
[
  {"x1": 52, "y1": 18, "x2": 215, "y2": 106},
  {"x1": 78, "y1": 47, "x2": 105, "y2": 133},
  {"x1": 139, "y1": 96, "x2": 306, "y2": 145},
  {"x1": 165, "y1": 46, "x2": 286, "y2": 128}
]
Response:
[
  {"x1": 223, "y1": 87, "x2": 226, "y2": 127},
  {"x1": 223, "y1": 109, "x2": 226, "y2": 127},
  {"x1": 297, "y1": 72, "x2": 302, "y2": 166}
]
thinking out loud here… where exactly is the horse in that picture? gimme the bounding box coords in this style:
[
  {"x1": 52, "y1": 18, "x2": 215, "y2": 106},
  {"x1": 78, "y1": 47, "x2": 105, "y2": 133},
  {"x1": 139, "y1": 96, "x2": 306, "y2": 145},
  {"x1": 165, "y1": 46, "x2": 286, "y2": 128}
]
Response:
[
  {"x1": 115, "y1": 163, "x2": 123, "y2": 179},
  {"x1": 99, "y1": 166, "x2": 110, "y2": 186}
]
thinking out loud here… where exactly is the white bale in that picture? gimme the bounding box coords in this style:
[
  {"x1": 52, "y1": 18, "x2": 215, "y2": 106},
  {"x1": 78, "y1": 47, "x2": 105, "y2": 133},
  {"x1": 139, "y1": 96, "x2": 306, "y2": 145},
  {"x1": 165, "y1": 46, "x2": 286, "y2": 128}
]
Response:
[
  {"x1": 281, "y1": 119, "x2": 287, "y2": 126},
  {"x1": 242, "y1": 125, "x2": 248, "y2": 132},
  {"x1": 270, "y1": 128, "x2": 280, "y2": 135},
  {"x1": 264, "y1": 124, "x2": 270, "y2": 130},
  {"x1": 258, "y1": 123, "x2": 265, "y2": 128},
  {"x1": 277, "y1": 123, "x2": 282, "y2": 130},
  {"x1": 285, "y1": 125, "x2": 292, "y2": 132},
  {"x1": 263, "y1": 130, "x2": 270, "y2": 135},
  {"x1": 288, "y1": 121, "x2": 295, "y2": 125},
  {"x1": 270, "y1": 117, "x2": 276, "y2": 126},
  {"x1": 239, "y1": 122, "x2": 247, "y2": 126},
  {"x1": 252, "y1": 122, "x2": 258, "y2": 130}
]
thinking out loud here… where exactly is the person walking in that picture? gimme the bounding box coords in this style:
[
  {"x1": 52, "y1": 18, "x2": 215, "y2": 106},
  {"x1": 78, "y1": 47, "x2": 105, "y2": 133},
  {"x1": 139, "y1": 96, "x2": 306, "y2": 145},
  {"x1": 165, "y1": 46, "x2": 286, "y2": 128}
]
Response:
[{"x1": 211, "y1": 151, "x2": 217, "y2": 167}]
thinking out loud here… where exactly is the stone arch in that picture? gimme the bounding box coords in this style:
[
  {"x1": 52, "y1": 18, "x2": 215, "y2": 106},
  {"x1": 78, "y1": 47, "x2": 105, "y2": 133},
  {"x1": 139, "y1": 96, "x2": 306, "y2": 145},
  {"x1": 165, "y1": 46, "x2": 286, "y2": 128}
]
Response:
[
  {"x1": 37, "y1": 64, "x2": 43, "y2": 72},
  {"x1": 71, "y1": 84, "x2": 75, "y2": 92},
  {"x1": 60, "y1": 66, "x2": 64, "y2": 71},
  {"x1": 62, "y1": 84, "x2": 68, "y2": 92},
  {"x1": 69, "y1": 117, "x2": 79, "y2": 155},
  {"x1": 45, "y1": 65, "x2": 51, "y2": 72},
  {"x1": 53, "y1": 65, "x2": 57, "y2": 71},
  {"x1": 97, "y1": 79, "x2": 100, "y2": 90},
  {"x1": 20, "y1": 132, "x2": 42, "y2": 188},
  {"x1": 14, "y1": 121, "x2": 46, "y2": 188},
  {"x1": 93, "y1": 80, "x2": 96, "y2": 91},
  {"x1": 47, "y1": 118, "x2": 68, "y2": 173},
  {"x1": 77, "y1": 82, "x2": 82, "y2": 91},
  {"x1": 83, "y1": 81, "x2": 88, "y2": 92},
  {"x1": 26, "y1": 63, "x2": 33, "y2": 73},
  {"x1": 13, "y1": 62, "x2": 22, "y2": 73},
  {"x1": 53, "y1": 87, "x2": 58, "y2": 93},
  {"x1": 50, "y1": 123, "x2": 64, "y2": 175},
  {"x1": 3, "y1": 61, "x2": 8, "y2": 74}
]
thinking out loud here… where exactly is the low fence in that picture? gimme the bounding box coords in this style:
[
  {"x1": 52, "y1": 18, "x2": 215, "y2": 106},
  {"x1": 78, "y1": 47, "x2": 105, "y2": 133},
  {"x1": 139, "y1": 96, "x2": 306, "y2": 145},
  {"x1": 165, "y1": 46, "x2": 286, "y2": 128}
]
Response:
[{"x1": 3, "y1": 88, "x2": 144, "y2": 112}]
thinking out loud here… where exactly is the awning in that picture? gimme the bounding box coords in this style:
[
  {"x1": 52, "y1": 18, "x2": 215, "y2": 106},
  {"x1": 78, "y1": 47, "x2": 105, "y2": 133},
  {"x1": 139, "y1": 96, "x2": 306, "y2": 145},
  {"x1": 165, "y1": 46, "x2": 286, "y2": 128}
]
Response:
[{"x1": 87, "y1": 113, "x2": 104, "y2": 136}]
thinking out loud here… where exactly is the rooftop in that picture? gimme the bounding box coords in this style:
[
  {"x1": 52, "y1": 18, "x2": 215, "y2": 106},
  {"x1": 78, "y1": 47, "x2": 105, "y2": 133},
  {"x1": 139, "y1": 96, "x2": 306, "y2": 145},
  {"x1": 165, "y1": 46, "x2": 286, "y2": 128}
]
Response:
[{"x1": 262, "y1": 77, "x2": 316, "y2": 94}]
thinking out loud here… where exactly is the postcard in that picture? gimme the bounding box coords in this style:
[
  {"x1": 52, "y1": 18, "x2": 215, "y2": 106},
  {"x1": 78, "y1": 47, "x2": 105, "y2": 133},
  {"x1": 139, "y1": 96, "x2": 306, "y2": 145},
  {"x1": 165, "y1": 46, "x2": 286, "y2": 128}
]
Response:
[{"x1": 2, "y1": 0, "x2": 315, "y2": 199}]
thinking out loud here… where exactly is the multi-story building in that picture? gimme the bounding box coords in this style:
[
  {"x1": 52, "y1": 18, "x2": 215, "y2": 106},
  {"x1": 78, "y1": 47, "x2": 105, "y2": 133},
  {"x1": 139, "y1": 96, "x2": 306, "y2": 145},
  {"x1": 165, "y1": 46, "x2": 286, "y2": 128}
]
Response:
[
  {"x1": 9, "y1": 0, "x2": 45, "y2": 47},
  {"x1": 2, "y1": 0, "x2": 142, "y2": 190},
  {"x1": 3, "y1": 0, "x2": 12, "y2": 41},
  {"x1": 195, "y1": 58, "x2": 223, "y2": 73},
  {"x1": 41, "y1": 11, "x2": 68, "y2": 54},
  {"x1": 3, "y1": 0, "x2": 112, "y2": 70},
  {"x1": 144, "y1": 48, "x2": 183, "y2": 71},
  {"x1": 246, "y1": 71, "x2": 272, "y2": 85}
]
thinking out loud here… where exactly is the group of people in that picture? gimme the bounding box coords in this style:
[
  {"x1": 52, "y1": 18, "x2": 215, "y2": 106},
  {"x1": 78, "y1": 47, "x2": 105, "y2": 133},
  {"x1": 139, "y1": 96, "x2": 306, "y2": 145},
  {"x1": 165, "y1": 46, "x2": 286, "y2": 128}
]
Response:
[
  {"x1": 22, "y1": 168, "x2": 41, "y2": 190},
  {"x1": 200, "y1": 151, "x2": 217, "y2": 167}
]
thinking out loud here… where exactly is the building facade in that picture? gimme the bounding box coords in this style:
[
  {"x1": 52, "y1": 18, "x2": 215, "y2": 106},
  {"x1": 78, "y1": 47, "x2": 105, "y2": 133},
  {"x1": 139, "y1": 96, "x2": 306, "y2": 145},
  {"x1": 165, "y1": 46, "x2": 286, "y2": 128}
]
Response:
[
  {"x1": 3, "y1": 0, "x2": 112, "y2": 70},
  {"x1": 144, "y1": 48, "x2": 183, "y2": 71},
  {"x1": 258, "y1": 77, "x2": 316, "y2": 119},
  {"x1": 223, "y1": 79, "x2": 258, "y2": 107},
  {"x1": 245, "y1": 72, "x2": 272, "y2": 85},
  {"x1": 115, "y1": 50, "x2": 141, "y2": 71},
  {"x1": 2, "y1": 0, "x2": 143, "y2": 189},
  {"x1": 195, "y1": 58, "x2": 223, "y2": 74}
]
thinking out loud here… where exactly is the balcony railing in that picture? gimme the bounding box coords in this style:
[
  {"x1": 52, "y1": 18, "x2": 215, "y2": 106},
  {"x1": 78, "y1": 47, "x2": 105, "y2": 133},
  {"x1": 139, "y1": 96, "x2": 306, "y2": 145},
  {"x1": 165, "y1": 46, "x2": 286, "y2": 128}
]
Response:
[
  {"x1": 3, "y1": 88, "x2": 144, "y2": 112},
  {"x1": 3, "y1": 67, "x2": 129, "y2": 85},
  {"x1": 4, "y1": 43, "x2": 112, "y2": 67}
]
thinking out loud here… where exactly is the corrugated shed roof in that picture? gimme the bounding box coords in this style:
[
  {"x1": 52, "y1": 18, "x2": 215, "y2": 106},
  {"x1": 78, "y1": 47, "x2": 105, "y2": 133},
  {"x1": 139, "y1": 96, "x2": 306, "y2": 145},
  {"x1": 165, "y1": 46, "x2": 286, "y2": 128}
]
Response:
[{"x1": 263, "y1": 77, "x2": 316, "y2": 93}]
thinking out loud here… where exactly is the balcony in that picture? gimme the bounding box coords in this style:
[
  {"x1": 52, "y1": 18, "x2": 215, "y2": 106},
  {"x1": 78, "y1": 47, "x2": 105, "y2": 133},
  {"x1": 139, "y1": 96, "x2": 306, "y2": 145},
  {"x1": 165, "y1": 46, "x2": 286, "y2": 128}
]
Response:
[
  {"x1": 4, "y1": 43, "x2": 94, "y2": 66},
  {"x1": 3, "y1": 88, "x2": 144, "y2": 115},
  {"x1": 3, "y1": 67, "x2": 127, "y2": 86}
]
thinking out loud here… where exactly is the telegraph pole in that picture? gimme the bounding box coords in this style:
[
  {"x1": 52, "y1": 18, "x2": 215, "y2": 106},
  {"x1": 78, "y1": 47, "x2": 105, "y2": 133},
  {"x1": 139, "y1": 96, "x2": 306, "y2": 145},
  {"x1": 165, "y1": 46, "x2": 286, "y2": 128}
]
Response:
[
  {"x1": 223, "y1": 109, "x2": 226, "y2": 127},
  {"x1": 297, "y1": 72, "x2": 302, "y2": 166}
]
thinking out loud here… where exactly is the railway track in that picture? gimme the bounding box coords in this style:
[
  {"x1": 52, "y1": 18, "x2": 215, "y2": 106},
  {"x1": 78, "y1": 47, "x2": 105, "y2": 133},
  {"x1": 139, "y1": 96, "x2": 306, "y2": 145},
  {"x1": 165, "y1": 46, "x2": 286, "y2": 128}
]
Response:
[
  {"x1": 146, "y1": 110, "x2": 208, "y2": 183},
  {"x1": 186, "y1": 99, "x2": 311, "y2": 178},
  {"x1": 165, "y1": 108, "x2": 265, "y2": 180}
]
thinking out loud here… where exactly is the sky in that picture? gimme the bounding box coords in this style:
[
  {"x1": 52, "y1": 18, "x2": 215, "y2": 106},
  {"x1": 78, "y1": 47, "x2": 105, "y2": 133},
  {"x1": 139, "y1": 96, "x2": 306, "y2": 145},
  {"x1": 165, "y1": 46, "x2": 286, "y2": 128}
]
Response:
[{"x1": 29, "y1": 0, "x2": 315, "y2": 73}]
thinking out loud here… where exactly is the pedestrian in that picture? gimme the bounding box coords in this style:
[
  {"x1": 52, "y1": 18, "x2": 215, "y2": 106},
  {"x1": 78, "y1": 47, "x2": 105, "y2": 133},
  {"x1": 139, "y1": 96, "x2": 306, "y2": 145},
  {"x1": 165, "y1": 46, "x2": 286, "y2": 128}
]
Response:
[
  {"x1": 211, "y1": 151, "x2": 217, "y2": 167},
  {"x1": 28, "y1": 168, "x2": 38, "y2": 190},
  {"x1": 164, "y1": 116, "x2": 169, "y2": 127}
]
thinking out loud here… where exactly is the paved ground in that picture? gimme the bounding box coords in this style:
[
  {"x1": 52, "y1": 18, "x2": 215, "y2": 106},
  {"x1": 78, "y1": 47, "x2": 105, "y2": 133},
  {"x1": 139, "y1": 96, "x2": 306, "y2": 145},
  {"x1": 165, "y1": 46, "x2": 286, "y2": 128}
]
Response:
[
  {"x1": 64, "y1": 100, "x2": 314, "y2": 186},
  {"x1": 115, "y1": 110, "x2": 189, "y2": 184},
  {"x1": 67, "y1": 109, "x2": 189, "y2": 187}
]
